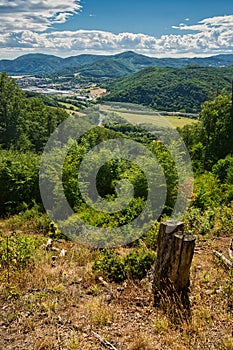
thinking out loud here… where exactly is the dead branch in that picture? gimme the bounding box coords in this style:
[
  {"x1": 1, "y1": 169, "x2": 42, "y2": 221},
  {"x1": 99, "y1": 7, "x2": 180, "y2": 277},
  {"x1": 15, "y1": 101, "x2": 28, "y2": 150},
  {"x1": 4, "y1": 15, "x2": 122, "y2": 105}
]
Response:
[
  {"x1": 98, "y1": 276, "x2": 109, "y2": 288},
  {"x1": 92, "y1": 331, "x2": 117, "y2": 350},
  {"x1": 213, "y1": 249, "x2": 233, "y2": 269},
  {"x1": 229, "y1": 239, "x2": 233, "y2": 260}
]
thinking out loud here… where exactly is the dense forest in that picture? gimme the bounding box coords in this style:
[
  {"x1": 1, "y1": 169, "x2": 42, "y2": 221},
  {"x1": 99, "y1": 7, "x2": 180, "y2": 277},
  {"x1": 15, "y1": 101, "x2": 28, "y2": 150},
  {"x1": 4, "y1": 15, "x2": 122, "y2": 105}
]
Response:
[{"x1": 103, "y1": 65, "x2": 233, "y2": 112}]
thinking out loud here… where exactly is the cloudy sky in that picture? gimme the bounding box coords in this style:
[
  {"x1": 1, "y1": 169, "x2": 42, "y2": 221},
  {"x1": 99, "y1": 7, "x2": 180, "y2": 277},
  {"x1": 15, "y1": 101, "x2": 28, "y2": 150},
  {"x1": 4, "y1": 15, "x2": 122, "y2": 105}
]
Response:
[{"x1": 0, "y1": 0, "x2": 232, "y2": 59}]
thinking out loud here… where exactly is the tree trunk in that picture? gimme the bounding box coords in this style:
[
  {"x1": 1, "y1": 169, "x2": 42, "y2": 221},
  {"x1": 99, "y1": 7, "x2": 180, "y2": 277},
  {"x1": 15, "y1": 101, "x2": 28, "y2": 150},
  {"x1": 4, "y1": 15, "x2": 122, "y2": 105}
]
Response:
[{"x1": 153, "y1": 220, "x2": 196, "y2": 321}]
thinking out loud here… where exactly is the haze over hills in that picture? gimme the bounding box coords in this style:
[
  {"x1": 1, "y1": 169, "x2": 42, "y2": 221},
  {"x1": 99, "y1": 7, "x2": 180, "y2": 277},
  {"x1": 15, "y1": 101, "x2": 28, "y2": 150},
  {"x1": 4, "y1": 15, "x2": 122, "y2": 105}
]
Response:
[{"x1": 1, "y1": 51, "x2": 233, "y2": 77}]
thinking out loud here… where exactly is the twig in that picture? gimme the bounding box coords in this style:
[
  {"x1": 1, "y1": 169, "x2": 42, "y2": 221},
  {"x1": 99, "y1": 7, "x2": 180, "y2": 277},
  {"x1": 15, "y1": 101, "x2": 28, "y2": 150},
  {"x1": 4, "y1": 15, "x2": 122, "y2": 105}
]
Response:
[
  {"x1": 213, "y1": 249, "x2": 233, "y2": 269},
  {"x1": 229, "y1": 239, "x2": 233, "y2": 260},
  {"x1": 92, "y1": 331, "x2": 117, "y2": 350},
  {"x1": 6, "y1": 235, "x2": 10, "y2": 284},
  {"x1": 98, "y1": 276, "x2": 109, "y2": 287}
]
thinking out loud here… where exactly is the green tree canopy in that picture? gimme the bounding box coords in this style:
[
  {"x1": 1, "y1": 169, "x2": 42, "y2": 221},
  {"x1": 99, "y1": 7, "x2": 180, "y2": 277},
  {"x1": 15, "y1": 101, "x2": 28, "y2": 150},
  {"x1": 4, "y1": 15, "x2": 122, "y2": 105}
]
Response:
[{"x1": 0, "y1": 72, "x2": 68, "y2": 152}]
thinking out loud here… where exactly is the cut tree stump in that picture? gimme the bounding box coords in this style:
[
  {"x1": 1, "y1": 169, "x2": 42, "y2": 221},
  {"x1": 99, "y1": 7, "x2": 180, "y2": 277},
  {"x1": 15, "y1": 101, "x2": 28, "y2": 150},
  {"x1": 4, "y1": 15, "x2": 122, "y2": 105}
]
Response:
[{"x1": 152, "y1": 220, "x2": 196, "y2": 321}]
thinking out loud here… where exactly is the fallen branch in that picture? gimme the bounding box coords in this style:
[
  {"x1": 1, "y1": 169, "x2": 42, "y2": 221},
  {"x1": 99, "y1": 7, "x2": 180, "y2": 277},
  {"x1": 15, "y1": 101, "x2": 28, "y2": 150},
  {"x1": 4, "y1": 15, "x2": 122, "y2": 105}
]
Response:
[
  {"x1": 213, "y1": 249, "x2": 233, "y2": 269},
  {"x1": 229, "y1": 239, "x2": 233, "y2": 260},
  {"x1": 92, "y1": 331, "x2": 117, "y2": 350},
  {"x1": 98, "y1": 276, "x2": 109, "y2": 287}
]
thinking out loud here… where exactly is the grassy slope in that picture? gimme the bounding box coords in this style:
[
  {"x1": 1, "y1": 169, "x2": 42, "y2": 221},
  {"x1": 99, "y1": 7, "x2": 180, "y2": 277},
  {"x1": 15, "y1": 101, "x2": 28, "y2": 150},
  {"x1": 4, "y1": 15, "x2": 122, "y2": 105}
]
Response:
[{"x1": 0, "y1": 218, "x2": 232, "y2": 350}]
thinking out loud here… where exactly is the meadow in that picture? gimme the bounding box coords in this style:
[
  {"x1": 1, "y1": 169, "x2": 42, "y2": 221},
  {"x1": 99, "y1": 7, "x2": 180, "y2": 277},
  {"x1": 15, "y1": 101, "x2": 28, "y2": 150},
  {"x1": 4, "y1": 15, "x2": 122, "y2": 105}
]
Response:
[{"x1": 99, "y1": 104, "x2": 198, "y2": 129}]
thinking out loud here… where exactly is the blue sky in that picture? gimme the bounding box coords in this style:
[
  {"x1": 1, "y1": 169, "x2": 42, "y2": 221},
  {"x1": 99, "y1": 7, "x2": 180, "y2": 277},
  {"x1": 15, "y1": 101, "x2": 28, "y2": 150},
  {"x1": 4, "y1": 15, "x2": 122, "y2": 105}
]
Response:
[
  {"x1": 0, "y1": 0, "x2": 232, "y2": 58},
  {"x1": 60, "y1": 0, "x2": 233, "y2": 36}
]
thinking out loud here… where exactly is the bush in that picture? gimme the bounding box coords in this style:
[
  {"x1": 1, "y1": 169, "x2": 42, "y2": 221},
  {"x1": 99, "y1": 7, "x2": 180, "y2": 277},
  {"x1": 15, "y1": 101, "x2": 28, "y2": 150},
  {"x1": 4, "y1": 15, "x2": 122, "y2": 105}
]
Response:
[
  {"x1": 185, "y1": 202, "x2": 233, "y2": 236},
  {"x1": 0, "y1": 150, "x2": 40, "y2": 215},
  {"x1": 0, "y1": 232, "x2": 43, "y2": 270},
  {"x1": 123, "y1": 249, "x2": 156, "y2": 280},
  {"x1": 6, "y1": 204, "x2": 50, "y2": 234},
  {"x1": 92, "y1": 250, "x2": 126, "y2": 282},
  {"x1": 92, "y1": 248, "x2": 156, "y2": 282}
]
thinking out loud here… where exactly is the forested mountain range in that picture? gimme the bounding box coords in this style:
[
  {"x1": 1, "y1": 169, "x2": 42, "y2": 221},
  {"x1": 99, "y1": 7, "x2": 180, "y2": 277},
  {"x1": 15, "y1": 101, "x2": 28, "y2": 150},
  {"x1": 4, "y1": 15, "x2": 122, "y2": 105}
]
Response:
[
  {"x1": 103, "y1": 65, "x2": 233, "y2": 112},
  {"x1": 1, "y1": 51, "x2": 233, "y2": 77}
]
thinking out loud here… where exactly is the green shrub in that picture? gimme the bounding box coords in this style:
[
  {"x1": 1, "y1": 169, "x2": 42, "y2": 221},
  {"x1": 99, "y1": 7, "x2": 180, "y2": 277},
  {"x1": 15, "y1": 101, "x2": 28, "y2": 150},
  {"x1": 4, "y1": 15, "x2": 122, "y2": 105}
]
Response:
[
  {"x1": 142, "y1": 222, "x2": 160, "y2": 250},
  {"x1": 92, "y1": 250, "x2": 126, "y2": 282},
  {"x1": 184, "y1": 207, "x2": 215, "y2": 235},
  {"x1": 123, "y1": 249, "x2": 156, "y2": 280},
  {"x1": 0, "y1": 150, "x2": 40, "y2": 215},
  {"x1": 6, "y1": 204, "x2": 50, "y2": 234},
  {"x1": 92, "y1": 248, "x2": 156, "y2": 282},
  {"x1": 185, "y1": 202, "x2": 233, "y2": 236},
  {"x1": 0, "y1": 232, "x2": 43, "y2": 270}
]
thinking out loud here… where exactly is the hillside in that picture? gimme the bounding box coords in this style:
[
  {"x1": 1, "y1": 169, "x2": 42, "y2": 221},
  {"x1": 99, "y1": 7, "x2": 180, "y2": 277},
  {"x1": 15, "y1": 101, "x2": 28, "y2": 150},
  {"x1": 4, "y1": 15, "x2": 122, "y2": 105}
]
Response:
[
  {"x1": 103, "y1": 65, "x2": 233, "y2": 112},
  {"x1": 0, "y1": 72, "x2": 233, "y2": 350},
  {"x1": 0, "y1": 54, "x2": 64, "y2": 75},
  {"x1": 0, "y1": 217, "x2": 232, "y2": 350},
  {"x1": 1, "y1": 51, "x2": 233, "y2": 77},
  {"x1": 55, "y1": 58, "x2": 138, "y2": 78}
]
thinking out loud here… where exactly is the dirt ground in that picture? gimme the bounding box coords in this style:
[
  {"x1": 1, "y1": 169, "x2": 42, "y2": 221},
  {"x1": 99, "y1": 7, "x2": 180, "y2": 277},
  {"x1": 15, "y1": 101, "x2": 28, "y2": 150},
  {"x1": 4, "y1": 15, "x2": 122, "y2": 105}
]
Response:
[{"x1": 0, "y1": 229, "x2": 232, "y2": 350}]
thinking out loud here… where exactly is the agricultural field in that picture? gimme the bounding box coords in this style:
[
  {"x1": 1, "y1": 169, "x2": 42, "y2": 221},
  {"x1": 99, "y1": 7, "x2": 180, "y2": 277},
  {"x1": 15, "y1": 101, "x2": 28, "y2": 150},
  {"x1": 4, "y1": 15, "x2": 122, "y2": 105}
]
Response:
[{"x1": 99, "y1": 103, "x2": 198, "y2": 129}]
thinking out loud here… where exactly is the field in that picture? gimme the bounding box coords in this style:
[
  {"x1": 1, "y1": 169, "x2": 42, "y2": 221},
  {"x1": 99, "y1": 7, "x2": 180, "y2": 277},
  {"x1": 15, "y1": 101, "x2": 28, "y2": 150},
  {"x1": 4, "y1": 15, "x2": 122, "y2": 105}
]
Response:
[{"x1": 99, "y1": 103, "x2": 198, "y2": 129}]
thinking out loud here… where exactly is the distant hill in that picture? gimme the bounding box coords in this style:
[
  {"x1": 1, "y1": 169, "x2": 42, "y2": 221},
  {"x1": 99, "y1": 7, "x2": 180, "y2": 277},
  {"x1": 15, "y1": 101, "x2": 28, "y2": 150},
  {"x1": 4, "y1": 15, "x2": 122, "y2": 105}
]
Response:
[
  {"x1": 103, "y1": 65, "x2": 233, "y2": 113},
  {"x1": 0, "y1": 54, "x2": 64, "y2": 74},
  {"x1": 1, "y1": 51, "x2": 233, "y2": 77}
]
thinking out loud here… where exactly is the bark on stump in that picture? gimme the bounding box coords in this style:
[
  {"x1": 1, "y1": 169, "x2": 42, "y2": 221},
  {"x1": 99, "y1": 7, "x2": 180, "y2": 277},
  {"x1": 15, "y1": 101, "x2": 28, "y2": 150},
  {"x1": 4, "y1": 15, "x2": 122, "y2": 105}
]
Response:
[{"x1": 153, "y1": 220, "x2": 196, "y2": 322}]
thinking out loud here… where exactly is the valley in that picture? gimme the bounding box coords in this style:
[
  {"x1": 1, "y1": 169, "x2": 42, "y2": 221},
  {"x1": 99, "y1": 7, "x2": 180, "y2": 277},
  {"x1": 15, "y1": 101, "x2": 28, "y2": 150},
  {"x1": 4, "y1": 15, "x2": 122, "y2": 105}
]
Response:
[{"x1": 0, "y1": 50, "x2": 233, "y2": 350}]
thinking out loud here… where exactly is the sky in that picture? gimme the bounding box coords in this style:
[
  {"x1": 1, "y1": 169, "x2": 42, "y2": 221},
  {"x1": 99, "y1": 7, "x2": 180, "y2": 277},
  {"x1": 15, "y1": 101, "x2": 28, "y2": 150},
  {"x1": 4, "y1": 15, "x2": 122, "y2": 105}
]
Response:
[{"x1": 0, "y1": 0, "x2": 232, "y2": 59}]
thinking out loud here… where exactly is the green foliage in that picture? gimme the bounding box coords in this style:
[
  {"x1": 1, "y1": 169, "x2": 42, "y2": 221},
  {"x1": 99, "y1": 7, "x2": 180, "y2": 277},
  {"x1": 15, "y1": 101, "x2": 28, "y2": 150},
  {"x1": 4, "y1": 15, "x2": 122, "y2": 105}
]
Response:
[
  {"x1": 141, "y1": 222, "x2": 160, "y2": 250},
  {"x1": 76, "y1": 198, "x2": 146, "y2": 229},
  {"x1": 0, "y1": 72, "x2": 26, "y2": 148},
  {"x1": 212, "y1": 156, "x2": 233, "y2": 182},
  {"x1": 184, "y1": 207, "x2": 216, "y2": 235},
  {"x1": 181, "y1": 93, "x2": 233, "y2": 172},
  {"x1": 123, "y1": 248, "x2": 156, "y2": 280},
  {"x1": 104, "y1": 66, "x2": 233, "y2": 113},
  {"x1": 199, "y1": 93, "x2": 233, "y2": 166},
  {"x1": 0, "y1": 72, "x2": 68, "y2": 152},
  {"x1": 0, "y1": 70, "x2": 232, "y2": 243},
  {"x1": 92, "y1": 250, "x2": 126, "y2": 282},
  {"x1": 0, "y1": 150, "x2": 40, "y2": 215},
  {"x1": 48, "y1": 221, "x2": 68, "y2": 240},
  {"x1": 6, "y1": 205, "x2": 51, "y2": 234},
  {"x1": 185, "y1": 202, "x2": 233, "y2": 236},
  {"x1": 92, "y1": 248, "x2": 156, "y2": 282},
  {"x1": 192, "y1": 172, "x2": 222, "y2": 210},
  {"x1": 0, "y1": 232, "x2": 42, "y2": 270}
]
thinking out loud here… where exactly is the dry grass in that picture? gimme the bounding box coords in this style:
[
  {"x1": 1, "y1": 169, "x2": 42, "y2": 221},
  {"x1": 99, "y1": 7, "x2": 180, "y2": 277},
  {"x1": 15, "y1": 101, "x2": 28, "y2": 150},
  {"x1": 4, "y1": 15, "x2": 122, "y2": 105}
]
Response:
[
  {"x1": 100, "y1": 104, "x2": 198, "y2": 129},
  {"x1": 0, "y1": 220, "x2": 232, "y2": 349}
]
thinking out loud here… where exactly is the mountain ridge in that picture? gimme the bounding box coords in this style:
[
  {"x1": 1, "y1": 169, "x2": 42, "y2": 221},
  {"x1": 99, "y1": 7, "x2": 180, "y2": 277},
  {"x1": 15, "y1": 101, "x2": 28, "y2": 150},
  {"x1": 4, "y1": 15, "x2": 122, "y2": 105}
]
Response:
[{"x1": 1, "y1": 51, "x2": 233, "y2": 76}]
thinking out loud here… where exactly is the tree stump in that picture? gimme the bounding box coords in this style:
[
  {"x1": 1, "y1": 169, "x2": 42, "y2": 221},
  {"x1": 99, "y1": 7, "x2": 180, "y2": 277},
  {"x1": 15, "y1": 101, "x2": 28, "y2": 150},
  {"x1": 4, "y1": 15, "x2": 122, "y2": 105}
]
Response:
[{"x1": 153, "y1": 220, "x2": 196, "y2": 321}]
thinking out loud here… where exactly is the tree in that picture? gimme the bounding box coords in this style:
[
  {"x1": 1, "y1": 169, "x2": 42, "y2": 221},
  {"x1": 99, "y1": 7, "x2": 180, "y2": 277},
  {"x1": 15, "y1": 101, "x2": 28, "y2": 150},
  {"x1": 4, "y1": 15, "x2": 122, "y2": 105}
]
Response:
[
  {"x1": 200, "y1": 93, "x2": 233, "y2": 167},
  {"x1": 0, "y1": 72, "x2": 69, "y2": 152},
  {"x1": 0, "y1": 72, "x2": 26, "y2": 148}
]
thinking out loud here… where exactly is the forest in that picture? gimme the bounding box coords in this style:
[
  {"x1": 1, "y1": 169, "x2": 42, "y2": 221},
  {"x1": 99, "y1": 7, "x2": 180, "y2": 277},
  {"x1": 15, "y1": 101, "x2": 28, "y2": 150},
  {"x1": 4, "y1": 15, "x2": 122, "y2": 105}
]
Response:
[
  {"x1": 103, "y1": 65, "x2": 233, "y2": 112},
  {"x1": 0, "y1": 72, "x2": 232, "y2": 349}
]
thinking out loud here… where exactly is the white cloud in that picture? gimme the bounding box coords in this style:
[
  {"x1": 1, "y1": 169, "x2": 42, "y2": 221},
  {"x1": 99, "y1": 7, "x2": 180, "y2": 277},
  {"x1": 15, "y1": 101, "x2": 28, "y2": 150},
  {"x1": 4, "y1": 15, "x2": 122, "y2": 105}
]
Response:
[
  {"x1": 0, "y1": 13, "x2": 233, "y2": 58},
  {"x1": 0, "y1": 0, "x2": 81, "y2": 32}
]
